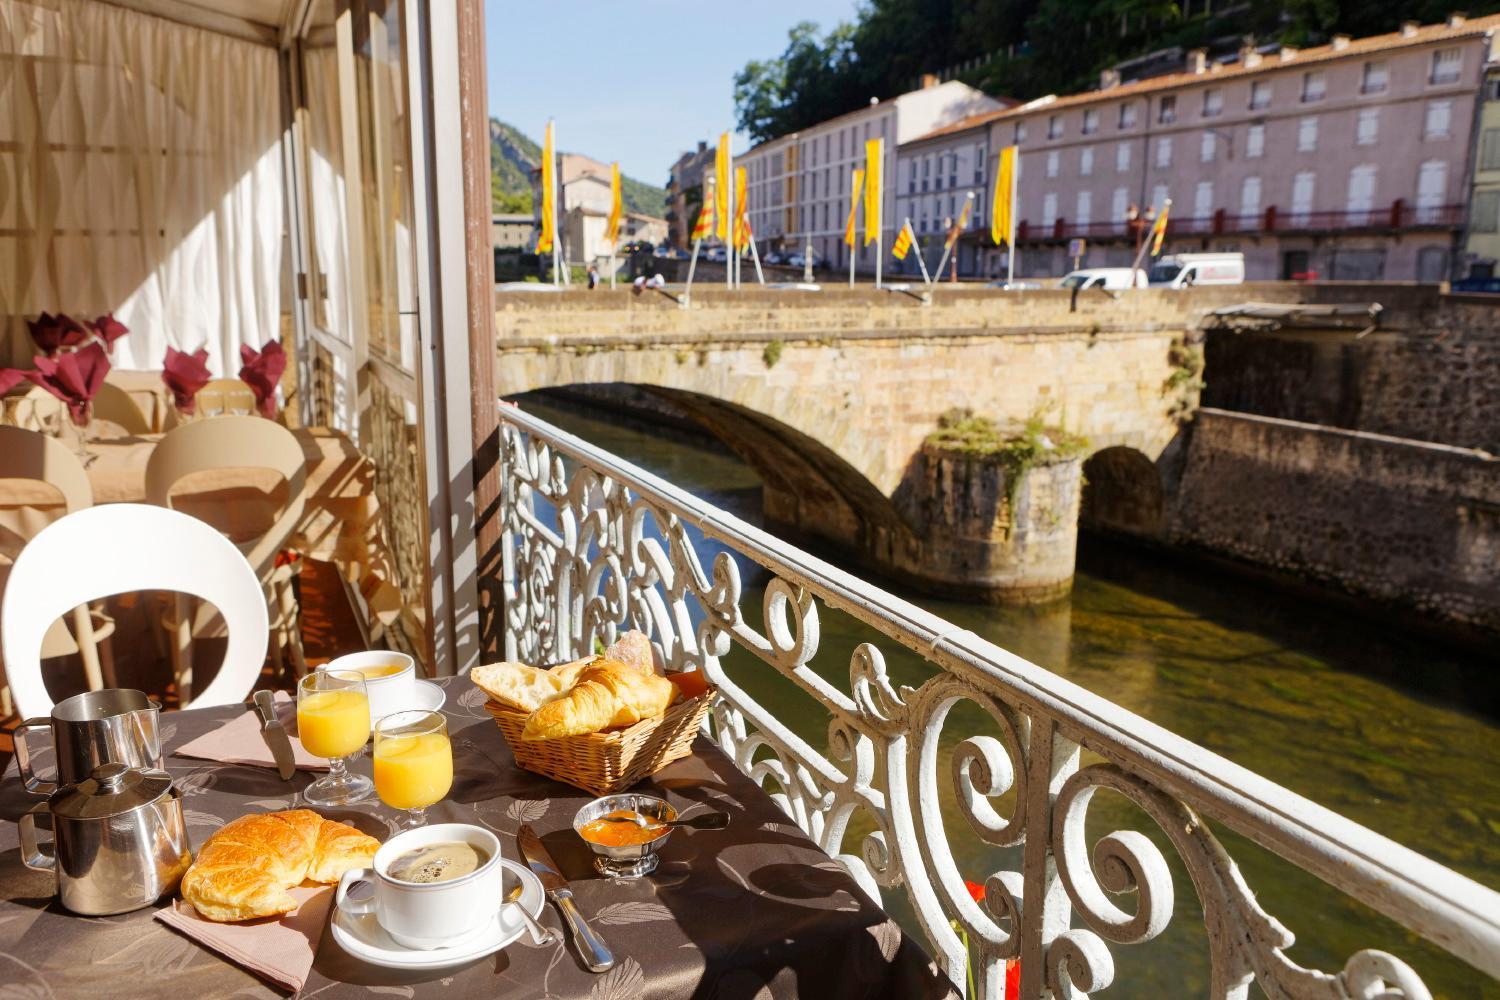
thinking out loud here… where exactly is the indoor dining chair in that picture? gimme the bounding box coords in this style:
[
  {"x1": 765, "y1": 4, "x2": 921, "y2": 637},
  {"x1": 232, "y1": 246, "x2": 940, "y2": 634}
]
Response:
[
  {"x1": 197, "y1": 378, "x2": 258, "y2": 417},
  {"x1": 92, "y1": 381, "x2": 153, "y2": 435},
  {"x1": 145, "y1": 415, "x2": 308, "y2": 701},
  {"x1": 0, "y1": 426, "x2": 117, "y2": 715},
  {"x1": 2, "y1": 504, "x2": 268, "y2": 719}
]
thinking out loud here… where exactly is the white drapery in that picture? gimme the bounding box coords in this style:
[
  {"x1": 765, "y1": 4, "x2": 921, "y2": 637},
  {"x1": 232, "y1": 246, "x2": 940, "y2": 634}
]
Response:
[{"x1": 0, "y1": 0, "x2": 284, "y2": 374}]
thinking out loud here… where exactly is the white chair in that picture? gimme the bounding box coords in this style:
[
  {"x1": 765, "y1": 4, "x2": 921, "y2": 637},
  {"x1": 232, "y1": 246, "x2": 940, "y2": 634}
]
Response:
[{"x1": 2, "y1": 504, "x2": 268, "y2": 719}]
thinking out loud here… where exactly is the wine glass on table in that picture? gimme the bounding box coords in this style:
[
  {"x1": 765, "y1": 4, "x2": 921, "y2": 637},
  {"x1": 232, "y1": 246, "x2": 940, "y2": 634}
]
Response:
[
  {"x1": 297, "y1": 669, "x2": 373, "y2": 806},
  {"x1": 373, "y1": 710, "x2": 453, "y2": 829}
]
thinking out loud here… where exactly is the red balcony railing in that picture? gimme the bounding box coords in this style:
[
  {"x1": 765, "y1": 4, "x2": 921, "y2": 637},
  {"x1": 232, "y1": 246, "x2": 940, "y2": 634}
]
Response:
[{"x1": 1017, "y1": 201, "x2": 1465, "y2": 243}]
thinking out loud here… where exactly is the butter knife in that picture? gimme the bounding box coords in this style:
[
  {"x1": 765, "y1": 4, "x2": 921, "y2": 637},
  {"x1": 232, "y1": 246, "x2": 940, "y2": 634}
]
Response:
[
  {"x1": 252, "y1": 690, "x2": 297, "y2": 780},
  {"x1": 516, "y1": 824, "x2": 614, "y2": 972}
]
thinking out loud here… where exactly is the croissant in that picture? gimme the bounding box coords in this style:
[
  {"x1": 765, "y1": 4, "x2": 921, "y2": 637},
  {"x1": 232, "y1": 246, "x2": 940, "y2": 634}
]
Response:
[
  {"x1": 521, "y1": 658, "x2": 676, "y2": 741},
  {"x1": 180, "y1": 809, "x2": 379, "y2": 922}
]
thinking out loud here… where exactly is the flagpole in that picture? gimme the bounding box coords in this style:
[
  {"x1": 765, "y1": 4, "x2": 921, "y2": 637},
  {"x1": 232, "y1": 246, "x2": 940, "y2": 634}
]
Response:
[
  {"x1": 1007, "y1": 152, "x2": 1019, "y2": 287},
  {"x1": 552, "y1": 121, "x2": 564, "y2": 285},
  {"x1": 908, "y1": 219, "x2": 932, "y2": 286},
  {"x1": 933, "y1": 190, "x2": 973, "y2": 285},
  {"x1": 1130, "y1": 197, "x2": 1168, "y2": 285},
  {"x1": 685, "y1": 238, "x2": 702, "y2": 296},
  {"x1": 874, "y1": 139, "x2": 884, "y2": 290},
  {"x1": 749, "y1": 235, "x2": 766, "y2": 285}
]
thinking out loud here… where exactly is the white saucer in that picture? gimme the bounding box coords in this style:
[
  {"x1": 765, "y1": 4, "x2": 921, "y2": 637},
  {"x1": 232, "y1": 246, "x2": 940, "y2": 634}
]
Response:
[
  {"x1": 412, "y1": 679, "x2": 446, "y2": 713},
  {"x1": 330, "y1": 859, "x2": 545, "y2": 970}
]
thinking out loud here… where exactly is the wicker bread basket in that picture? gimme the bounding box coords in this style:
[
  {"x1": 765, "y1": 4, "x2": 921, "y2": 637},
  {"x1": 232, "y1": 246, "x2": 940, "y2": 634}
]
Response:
[{"x1": 485, "y1": 688, "x2": 717, "y2": 796}]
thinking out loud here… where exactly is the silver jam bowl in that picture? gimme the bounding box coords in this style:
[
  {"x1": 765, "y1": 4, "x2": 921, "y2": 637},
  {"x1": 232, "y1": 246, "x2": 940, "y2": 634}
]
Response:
[{"x1": 573, "y1": 793, "x2": 678, "y2": 878}]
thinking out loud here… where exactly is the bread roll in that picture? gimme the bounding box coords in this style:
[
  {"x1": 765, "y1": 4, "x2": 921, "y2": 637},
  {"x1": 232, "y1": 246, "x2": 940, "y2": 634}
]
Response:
[
  {"x1": 470, "y1": 661, "x2": 568, "y2": 712},
  {"x1": 604, "y1": 632, "x2": 660, "y2": 675},
  {"x1": 181, "y1": 809, "x2": 379, "y2": 922},
  {"x1": 521, "y1": 659, "x2": 676, "y2": 741}
]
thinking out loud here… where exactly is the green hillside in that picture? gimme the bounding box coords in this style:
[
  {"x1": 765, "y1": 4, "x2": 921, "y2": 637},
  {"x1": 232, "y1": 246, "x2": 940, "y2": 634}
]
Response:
[{"x1": 490, "y1": 118, "x2": 667, "y2": 219}]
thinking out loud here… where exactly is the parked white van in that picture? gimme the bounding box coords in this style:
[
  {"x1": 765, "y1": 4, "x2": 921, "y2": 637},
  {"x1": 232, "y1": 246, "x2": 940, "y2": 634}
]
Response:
[
  {"x1": 1059, "y1": 267, "x2": 1148, "y2": 290},
  {"x1": 1147, "y1": 253, "x2": 1245, "y2": 288}
]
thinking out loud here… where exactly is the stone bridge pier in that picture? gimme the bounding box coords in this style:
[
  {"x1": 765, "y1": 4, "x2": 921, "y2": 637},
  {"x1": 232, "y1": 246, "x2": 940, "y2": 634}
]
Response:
[{"x1": 493, "y1": 286, "x2": 1244, "y2": 601}]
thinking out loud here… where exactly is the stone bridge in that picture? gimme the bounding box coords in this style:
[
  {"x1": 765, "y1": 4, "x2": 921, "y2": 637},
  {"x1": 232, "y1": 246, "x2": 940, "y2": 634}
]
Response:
[{"x1": 492, "y1": 283, "x2": 1412, "y2": 600}]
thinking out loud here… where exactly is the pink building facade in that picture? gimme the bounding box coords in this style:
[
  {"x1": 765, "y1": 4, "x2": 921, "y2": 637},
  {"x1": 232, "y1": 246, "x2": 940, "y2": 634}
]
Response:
[{"x1": 963, "y1": 15, "x2": 1498, "y2": 281}]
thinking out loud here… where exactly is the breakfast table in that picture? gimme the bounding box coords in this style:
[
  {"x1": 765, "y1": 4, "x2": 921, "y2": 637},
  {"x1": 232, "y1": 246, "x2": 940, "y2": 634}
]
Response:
[{"x1": 0, "y1": 676, "x2": 956, "y2": 999}]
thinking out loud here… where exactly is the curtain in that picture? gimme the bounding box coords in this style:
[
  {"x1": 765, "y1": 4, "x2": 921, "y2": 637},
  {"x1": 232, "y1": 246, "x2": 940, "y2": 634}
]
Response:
[{"x1": 0, "y1": 0, "x2": 283, "y2": 374}]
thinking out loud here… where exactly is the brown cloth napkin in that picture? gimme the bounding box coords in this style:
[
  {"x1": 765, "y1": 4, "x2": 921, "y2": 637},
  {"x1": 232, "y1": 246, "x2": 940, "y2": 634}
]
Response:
[
  {"x1": 173, "y1": 692, "x2": 330, "y2": 771},
  {"x1": 155, "y1": 885, "x2": 332, "y2": 992}
]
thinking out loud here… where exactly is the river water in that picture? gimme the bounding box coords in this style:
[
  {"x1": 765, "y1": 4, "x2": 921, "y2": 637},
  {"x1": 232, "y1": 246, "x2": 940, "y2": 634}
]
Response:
[{"x1": 518, "y1": 395, "x2": 1499, "y2": 999}]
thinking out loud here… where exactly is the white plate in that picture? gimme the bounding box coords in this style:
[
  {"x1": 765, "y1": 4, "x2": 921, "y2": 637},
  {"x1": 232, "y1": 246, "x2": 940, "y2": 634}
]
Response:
[
  {"x1": 330, "y1": 858, "x2": 545, "y2": 970},
  {"x1": 412, "y1": 678, "x2": 446, "y2": 713}
]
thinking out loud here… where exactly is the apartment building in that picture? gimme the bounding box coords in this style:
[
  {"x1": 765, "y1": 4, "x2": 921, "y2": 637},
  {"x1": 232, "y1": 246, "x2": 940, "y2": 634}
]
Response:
[
  {"x1": 980, "y1": 14, "x2": 1498, "y2": 281},
  {"x1": 666, "y1": 140, "x2": 716, "y2": 249},
  {"x1": 1463, "y1": 66, "x2": 1500, "y2": 275},
  {"x1": 738, "y1": 77, "x2": 1001, "y2": 270}
]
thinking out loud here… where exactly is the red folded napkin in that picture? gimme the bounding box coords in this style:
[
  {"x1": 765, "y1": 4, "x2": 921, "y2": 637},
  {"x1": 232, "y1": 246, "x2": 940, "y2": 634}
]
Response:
[
  {"x1": 162, "y1": 346, "x2": 213, "y2": 415},
  {"x1": 26, "y1": 312, "x2": 92, "y2": 356},
  {"x1": 90, "y1": 313, "x2": 129, "y2": 353},
  {"x1": 238, "y1": 340, "x2": 286, "y2": 418},
  {"x1": 0, "y1": 368, "x2": 24, "y2": 395},
  {"x1": 156, "y1": 885, "x2": 333, "y2": 992},
  {"x1": 24, "y1": 342, "x2": 110, "y2": 426}
]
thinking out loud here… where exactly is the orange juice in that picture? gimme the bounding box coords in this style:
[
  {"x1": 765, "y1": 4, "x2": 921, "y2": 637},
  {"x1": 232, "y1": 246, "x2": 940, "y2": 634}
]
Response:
[
  {"x1": 298, "y1": 689, "x2": 372, "y2": 758},
  {"x1": 373, "y1": 731, "x2": 453, "y2": 810}
]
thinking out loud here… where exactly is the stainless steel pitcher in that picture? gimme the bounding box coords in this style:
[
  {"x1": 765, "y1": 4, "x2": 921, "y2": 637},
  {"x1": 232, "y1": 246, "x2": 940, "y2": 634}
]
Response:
[
  {"x1": 19, "y1": 762, "x2": 191, "y2": 916},
  {"x1": 14, "y1": 689, "x2": 163, "y2": 795}
]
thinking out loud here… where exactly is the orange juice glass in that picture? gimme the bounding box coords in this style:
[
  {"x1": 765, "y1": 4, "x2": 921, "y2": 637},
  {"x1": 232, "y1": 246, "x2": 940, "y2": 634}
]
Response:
[
  {"x1": 373, "y1": 710, "x2": 452, "y2": 828},
  {"x1": 297, "y1": 670, "x2": 373, "y2": 806}
]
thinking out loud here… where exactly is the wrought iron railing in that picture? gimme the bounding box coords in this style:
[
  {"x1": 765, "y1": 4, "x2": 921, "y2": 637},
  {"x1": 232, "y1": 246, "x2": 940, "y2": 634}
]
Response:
[{"x1": 497, "y1": 404, "x2": 1500, "y2": 999}]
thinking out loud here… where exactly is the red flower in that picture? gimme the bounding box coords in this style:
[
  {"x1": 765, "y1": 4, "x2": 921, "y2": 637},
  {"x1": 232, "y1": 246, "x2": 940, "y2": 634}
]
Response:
[
  {"x1": 27, "y1": 312, "x2": 92, "y2": 356},
  {"x1": 964, "y1": 880, "x2": 986, "y2": 903},
  {"x1": 90, "y1": 313, "x2": 129, "y2": 352},
  {"x1": 24, "y1": 342, "x2": 111, "y2": 426},
  {"x1": 238, "y1": 339, "x2": 286, "y2": 418}
]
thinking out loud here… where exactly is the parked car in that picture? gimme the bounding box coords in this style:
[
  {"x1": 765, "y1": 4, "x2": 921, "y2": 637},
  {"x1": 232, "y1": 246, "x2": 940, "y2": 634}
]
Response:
[
  {"x1": 1452, "y1": 276, "x2": 1500, "y2": 294},
  {"x1": 987, "y1": 280, "x2": 1043, "y2": 291},
  {"x1": 787, "y1": 251, "x2": 821, "y2": 269},
  {"x1": 1147, "y1": 252, "x2": 1245, "y2": 288},
  {"x1": 1059, "y1": 267, "x2": 1147, "y2": 291},
  {"x1": 764, "y1": 251, "x2": 788, "y2": 265}
]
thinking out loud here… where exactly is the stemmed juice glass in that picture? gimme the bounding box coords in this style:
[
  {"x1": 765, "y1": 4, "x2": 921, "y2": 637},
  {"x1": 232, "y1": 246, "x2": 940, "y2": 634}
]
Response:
[
  {"x1": 373, "y1": 710, "x2": 453, "y2": 829},
  {"x1": 297, "y1": 669, "x2": 374, "y2": 806}
]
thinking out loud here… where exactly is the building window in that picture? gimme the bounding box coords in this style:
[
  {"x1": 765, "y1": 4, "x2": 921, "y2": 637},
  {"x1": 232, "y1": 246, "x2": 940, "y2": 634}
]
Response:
[
  {"x1": 975, "y1": 143, "x2": 986, "y2": 182},
  {"x1": 1076, "y1": 190, "x2": 1092, "y2": 227},
  {"x1": 1249, "y1": 80, "x2": 1271, "y2": 110},
  {"x1": 1416, "y1": 160, "x2": 1448, "y2": 221},
  {"x1": 1346, "y1": 164, "x2": 1377, "y2": 223},
  {"x1": 1112, "y1": 186, "x2": 1129, "y2": 223},
  {"x1": 1158, "y1": 95, "x2": 1176, "y2": 123},
  {"x1": 1430, "y1": 47, "x2": 1462, "y2": 85},
  {"x1": 1200, "y1": 131, "x2": 1216, "y2": 163},
  {"x1": 1080, "y1": 146, "x2": 1094, "y2": 176},
  {"x1": 1291, "y1": 171, "x2": 1315, "y2": 223},
  {"x1": 1424, "y1": 99, "x2": 1453, "y2": 139},
  {"x1": 1362, "y1": 60, "x2": 1389, "y2": 94},
  {"x1": 1240, "y1": 176, "x2": 1261, "y2": 219},
  {"x1": 1301, "y1": 71, "x2": 1325, "y2": 103},
  {"x1": 1116, "y1": 142, "x2": 1131, "y2": 172},
  {"x1": 1246, "y1": 123, "x2": 1265, "y2": 158},
  {"x1": 1357, "y1": 108, "x2": 1380, "y2": 146},
  {"x1": 1014, "y1": 121, "x2": 1027, "y2": 144},
  {"x1": 1042, "y1": 192, "x2": 1058, "y2": 226},
  {"x1": 1193, "y1": 181, "x2": 1213, "y2": 219},
  {"x1": 1155, "y1": 136, "x2": 1172, "y2": 168},
  {"x1": 1202, "y1": 88, "x2": 1223, "y2": 117},
  {"x1": 1048, "y1": 115, "x2": 1062, "y2": 139},
  {"x1": 1473, "y1": 190, "x2": 1500, "y2": 232},
  {"x1": 908, "y1": 163, "x2": 917, "y2": 194},
  {"x1": 1046, "y1": 150, "x2": 1059, "y2": 178},
  {"x1": 1151, "y1": 183, "x2": 1169, "y2": 212},
  {"x1": 1119, "y1": 102, "x2": 1138, "y2": 128},
  {"x1": 1083, "y1": 109, "x2": 1099, "y2": 134},
  {"x1": 1489, "y1": 76, "x2": 1500, "y2": 101},
  {"x1": 1297, "y1": 116, "x2": 1318, "y2": 152},
  {"x1": 1482, "y1": 129, "x2": 1500, "y2": 169}
]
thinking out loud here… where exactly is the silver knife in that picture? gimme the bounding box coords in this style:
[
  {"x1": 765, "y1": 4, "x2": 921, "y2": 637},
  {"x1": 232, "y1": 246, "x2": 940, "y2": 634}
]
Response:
[
  {"x1": 516, "y1": 824, "x2": 614, "y2": 973},
  {"x1": 252, "y1": 690, "x2": 297, "y2": 781}
]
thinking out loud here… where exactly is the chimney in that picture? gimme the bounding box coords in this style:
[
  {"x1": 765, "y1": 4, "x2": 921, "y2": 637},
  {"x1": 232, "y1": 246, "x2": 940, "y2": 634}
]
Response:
[
  {"x1": 1447, "y1": 12, "x2": 1467, "y2": 28},
  {"x1": 1401, "y1": 20, "x2": 1420, "y2": 36},
  {"x1": 1331, "y1": 34, "x2": 1351, "y2": 50},
  {"x1": 1280, "y1": 45, "x2": 1299, "y2": 61},
  {"x1": 921, "y1": 73, "x2": 940, "y2": 89},
  {"x1": 1187, "y1": 48, "x2": 1208, "y2": 74},
  {"x1": 697, "y1": 140, "x2": 706, "y2": 154},
  {"x1": 1100, "y1": 68, "x2": 1121, "y2": 89},
  {"x1": 1243, "y1": 49, "x2": 1263, "y2": 68}
]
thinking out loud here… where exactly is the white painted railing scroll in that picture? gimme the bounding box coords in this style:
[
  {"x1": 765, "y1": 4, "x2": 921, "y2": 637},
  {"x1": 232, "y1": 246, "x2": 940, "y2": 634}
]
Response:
[{"x1": 497, "y1": 404, "x2": 1500, "y2": 1000}]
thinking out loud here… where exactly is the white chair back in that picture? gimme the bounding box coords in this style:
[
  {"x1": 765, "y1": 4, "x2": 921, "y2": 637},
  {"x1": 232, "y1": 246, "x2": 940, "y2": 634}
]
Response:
[{"x1": 2, "y1": 504, "x2": 268, "y2": 717}]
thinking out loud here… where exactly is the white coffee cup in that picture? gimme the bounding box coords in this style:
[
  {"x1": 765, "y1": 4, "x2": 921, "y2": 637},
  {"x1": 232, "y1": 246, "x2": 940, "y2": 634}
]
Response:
[
  {"x1": 335, "y1": 823, "x2": 504, "y2": 950},
  {"x1": 322, "y1": 651, "x2": 415, "y2": 727}
]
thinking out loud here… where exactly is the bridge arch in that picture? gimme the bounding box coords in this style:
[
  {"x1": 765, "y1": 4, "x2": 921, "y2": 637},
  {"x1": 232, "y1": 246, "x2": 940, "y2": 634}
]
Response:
[{"x1": 1079, "y1": 446, "x2": 1165, "y2": 538}]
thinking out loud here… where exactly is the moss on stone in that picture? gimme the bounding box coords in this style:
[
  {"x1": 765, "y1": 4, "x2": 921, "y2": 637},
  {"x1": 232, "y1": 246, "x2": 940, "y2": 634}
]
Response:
[
  {"x1": 763, "y1": 339, "x2": 785, "y2": 368},
  {"x1": 926, "y1": 408, "x2": 1088, "y2": 511}
]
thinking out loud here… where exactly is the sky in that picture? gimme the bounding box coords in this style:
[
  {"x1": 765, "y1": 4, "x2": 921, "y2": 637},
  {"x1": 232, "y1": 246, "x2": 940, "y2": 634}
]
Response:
[{"x1": 484, "y1": 0, "x2": 860, "y2": 184}]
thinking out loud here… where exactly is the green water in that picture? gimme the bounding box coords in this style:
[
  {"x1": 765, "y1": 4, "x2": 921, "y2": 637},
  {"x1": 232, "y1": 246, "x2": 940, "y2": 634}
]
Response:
[{"x1": 518, "y1": 395, "x2": 1500, "y2": 998}]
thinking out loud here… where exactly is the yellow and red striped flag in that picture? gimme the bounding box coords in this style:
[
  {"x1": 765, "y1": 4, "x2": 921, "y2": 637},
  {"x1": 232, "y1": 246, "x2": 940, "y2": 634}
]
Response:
[
  {"x1": 733, "y1": 166, "x2": 750, "y2": 251},
  {"x1": 605, "y1": 162, "x2": 622, "y2": 247},
  {"x1": 991, "y1": 145, "x2": 1017, "y2": 247},
  {"x1": 843, "y1": 168, "x2": 864, "y2": 247},
  {"x1": 714, "y1": 133, "x2": 731, "y2": 242},
  {"x1": 863, "y1": 138, "x2": 883, "y2": 245},
  {"x1": 1150, "y1": 198, "x2": 1172, "y2": 255},
  {"x1": 537, "y1": 120, "x2": 556, "y2": 254},
  {"x1": 691, "y1": 180, "x2": 715, "y2": 242},
  {"x1": 945, "y1": 196, "x2": 973, "y2": 250},
  {"x1": 891, "y1": 220, "x2": 915, "y2": 260}
]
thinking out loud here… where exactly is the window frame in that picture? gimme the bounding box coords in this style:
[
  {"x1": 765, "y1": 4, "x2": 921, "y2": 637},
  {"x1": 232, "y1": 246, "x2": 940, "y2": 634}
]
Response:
[
  {"x1": 1301, "y1": 71, "x2": 1326, "y2": 103},
  {"x1": 1249, "y1": 80, "x2": 1271, "y2": 110}
]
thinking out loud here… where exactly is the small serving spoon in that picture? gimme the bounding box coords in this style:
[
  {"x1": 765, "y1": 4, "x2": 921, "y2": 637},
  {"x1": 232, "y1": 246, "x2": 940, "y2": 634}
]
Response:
[
  {"x1": 507, "y1": 881, "x2": 560, "y2": 945},
  {"x1": 600, "y1": 811, "x2": 730, "y2": 832}
]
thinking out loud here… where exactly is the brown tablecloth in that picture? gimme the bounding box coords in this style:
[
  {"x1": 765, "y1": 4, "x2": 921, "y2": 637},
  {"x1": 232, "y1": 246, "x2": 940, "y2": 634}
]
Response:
[
  {"x1": 0, "y1": 677, "x2": 953, "y2": 999},
  {"x1": 0, "y1": 426, "x2": 400, "y2": 627}
]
